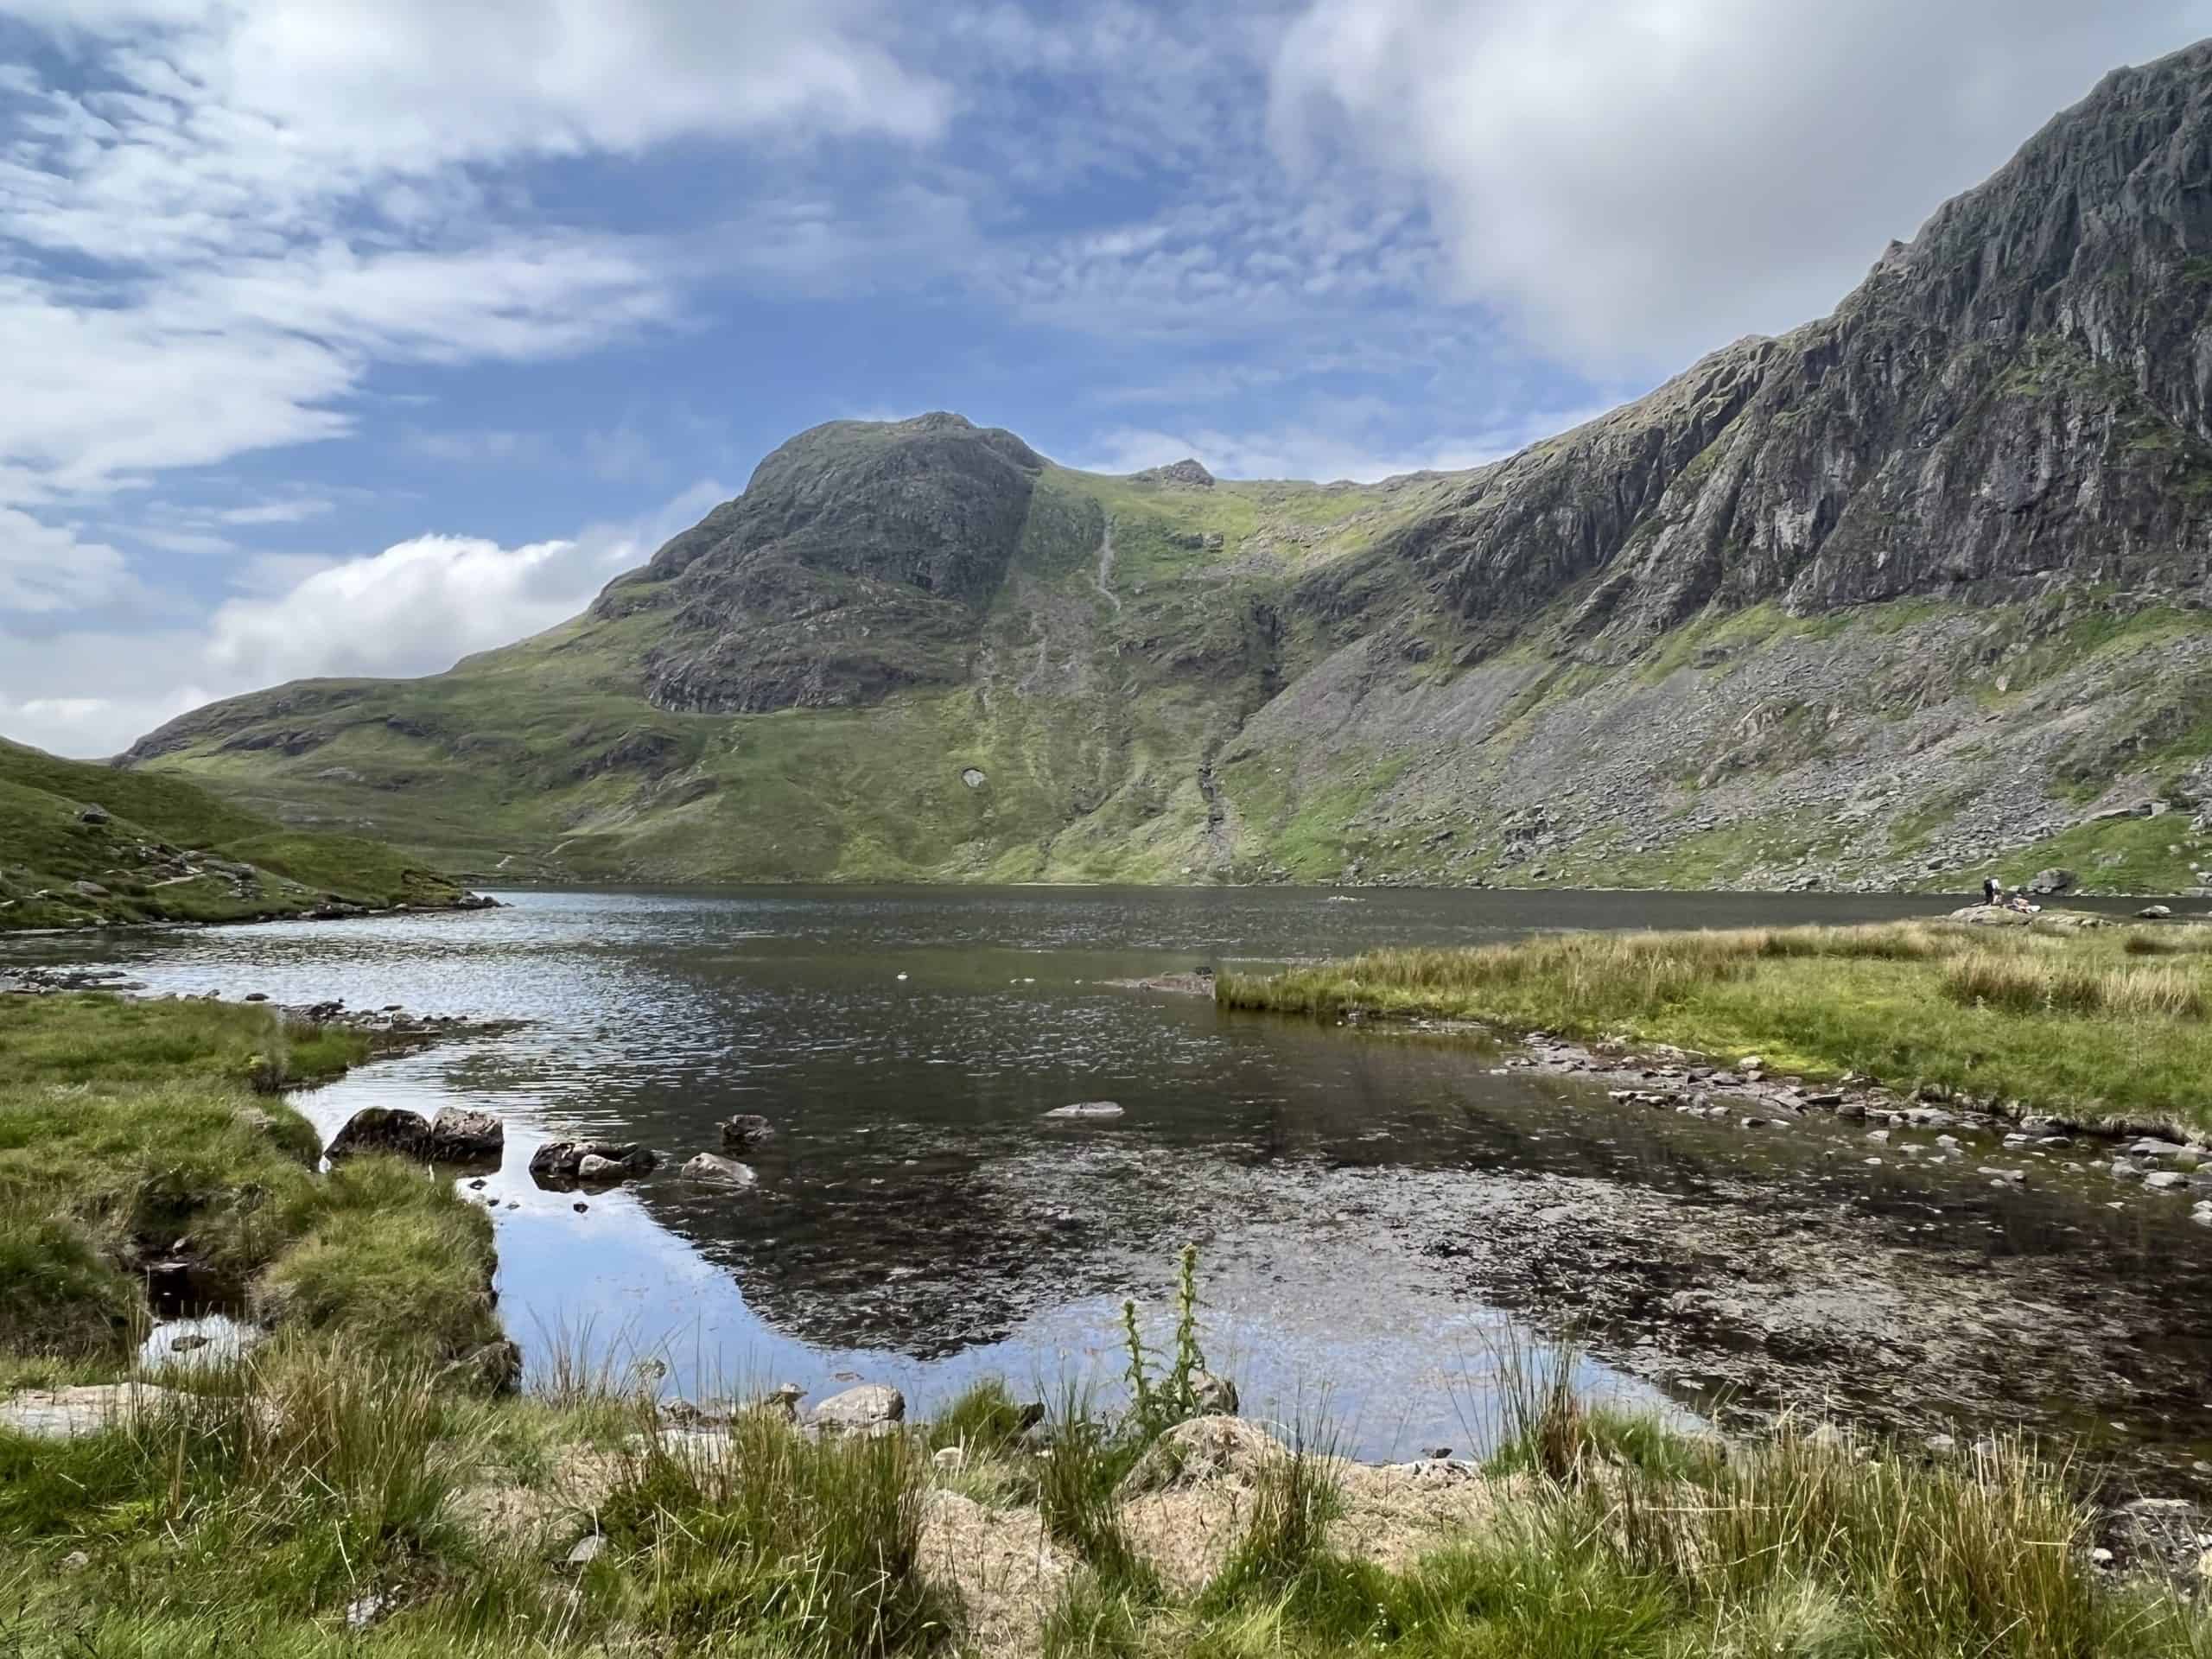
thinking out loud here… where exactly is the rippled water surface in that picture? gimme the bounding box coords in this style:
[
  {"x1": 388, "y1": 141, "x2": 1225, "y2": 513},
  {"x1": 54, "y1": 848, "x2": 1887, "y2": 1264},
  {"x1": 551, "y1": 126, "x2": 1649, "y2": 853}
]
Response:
[{"x1": 13, "y1": 884, "x2": 2202, "y2": 1465}]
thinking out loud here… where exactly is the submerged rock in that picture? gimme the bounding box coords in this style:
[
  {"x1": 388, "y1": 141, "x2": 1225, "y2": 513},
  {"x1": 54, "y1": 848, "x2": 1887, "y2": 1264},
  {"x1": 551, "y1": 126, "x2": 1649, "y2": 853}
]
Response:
[
  {"x1": 1044, "y1": 1101, "x2": 1125, "y2": 1121},
  {"x1": 683, "y1": 1152, "x2": 758, "y2": 1188},
  {"x1": 719, "y1": 1113, "x2": 775, "y2": 1152}
]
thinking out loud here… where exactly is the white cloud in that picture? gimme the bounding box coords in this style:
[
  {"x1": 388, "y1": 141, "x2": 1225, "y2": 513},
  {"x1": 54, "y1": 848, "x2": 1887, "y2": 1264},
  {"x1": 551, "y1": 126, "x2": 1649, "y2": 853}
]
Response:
[
  {"x1": 0, "y1": 509, "x2": 137, "y2": 613},
  {"x1": 0, "y1": 481, "x2": 729, "y2": 758},
  {"x1": 0, "y1": 0, "x2": 943, "y2": 510},
  {"x1": 1269, "y1": 0, "x2": 2210, "y2": 369}
]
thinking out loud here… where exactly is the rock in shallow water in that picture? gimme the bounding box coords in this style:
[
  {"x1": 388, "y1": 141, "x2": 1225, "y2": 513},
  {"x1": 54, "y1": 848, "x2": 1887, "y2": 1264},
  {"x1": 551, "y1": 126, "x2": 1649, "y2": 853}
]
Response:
[
  {"x1": 529, "y1": 1141, "x2": 657, "y2": 1185},
  {"x1": 1044, "y1": 1101, "x2": 1124, "y2": 1121},
  {"x1": 326, "y1": 1107, "x2": 430, "y2": 1160},
  {"x1": 427, "y1": 1107, "x2": 503, "y2": 1161},
  {"x1": 683, "y1": 1152, "x2": 757, "y2": 1188},
  {"x1": 720, "y1": 1113, "x2": 775, "y2": 1152}
]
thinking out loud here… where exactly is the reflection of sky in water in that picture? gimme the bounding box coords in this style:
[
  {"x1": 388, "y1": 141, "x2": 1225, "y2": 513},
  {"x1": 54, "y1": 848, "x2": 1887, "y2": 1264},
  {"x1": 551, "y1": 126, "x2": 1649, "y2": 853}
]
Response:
[{"x1": 7, "y1": 885, "x2": 1989, "y2": 1457}]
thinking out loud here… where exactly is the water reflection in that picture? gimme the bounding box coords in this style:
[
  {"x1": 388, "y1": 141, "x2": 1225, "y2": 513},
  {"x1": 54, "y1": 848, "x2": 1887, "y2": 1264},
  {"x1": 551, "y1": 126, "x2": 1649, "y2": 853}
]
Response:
[{"x1": 8, "y1": 885, "x2": 2205, "y2": 1467}]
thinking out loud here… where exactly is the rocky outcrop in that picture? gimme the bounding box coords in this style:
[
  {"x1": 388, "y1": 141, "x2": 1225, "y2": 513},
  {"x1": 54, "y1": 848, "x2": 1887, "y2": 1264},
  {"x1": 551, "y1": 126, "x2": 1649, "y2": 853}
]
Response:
[
  {"x1": 719, "y1": 1114, "x2": 774, "y2": 1152},
  {"x1": 598, "y1": 412, "x2": 1047, "y2": 715}
]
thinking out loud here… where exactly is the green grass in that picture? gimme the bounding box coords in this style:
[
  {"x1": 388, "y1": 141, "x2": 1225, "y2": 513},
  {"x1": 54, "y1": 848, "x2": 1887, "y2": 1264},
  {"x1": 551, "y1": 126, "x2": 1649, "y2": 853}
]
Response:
[
  {"x1": 0, "y1": 735, "x2": 476, "y2": 930},
  {"x1": 1221, "y1": 919, "x2": 2212, "y2": 1132},
  {"x1": 0, "y1": 995, "x2": 498, "y2": 1369}
]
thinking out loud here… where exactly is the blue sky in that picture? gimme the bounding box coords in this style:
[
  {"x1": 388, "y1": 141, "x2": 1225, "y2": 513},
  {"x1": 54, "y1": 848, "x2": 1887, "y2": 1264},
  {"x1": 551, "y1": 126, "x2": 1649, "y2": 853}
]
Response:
[{"x1": 2, "y1": 0, "x2": 2207, "y2": 755}]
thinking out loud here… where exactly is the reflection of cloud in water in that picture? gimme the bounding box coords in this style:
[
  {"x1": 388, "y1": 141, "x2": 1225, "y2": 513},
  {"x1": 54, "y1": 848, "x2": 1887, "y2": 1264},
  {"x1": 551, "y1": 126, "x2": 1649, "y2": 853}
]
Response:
[{"x1": 16, "y1": 886, "x2": 2212, "y2": 1472}]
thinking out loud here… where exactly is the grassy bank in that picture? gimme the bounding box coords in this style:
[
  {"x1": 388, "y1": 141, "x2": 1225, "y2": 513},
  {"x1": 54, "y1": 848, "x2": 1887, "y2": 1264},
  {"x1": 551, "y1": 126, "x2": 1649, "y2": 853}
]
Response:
[
  {"x1": 1220, "y1": 918, "x2": 2212, "y2": 1135},
  {"x1": 0, "y1": 734, "x2": 480, "y2": 929},
  {"x1": 0, "y1": 993, "x2": 499, "y2": 1370},
  {"x1": 3, "y1": 1340, "x2": 2204, "y2": 1657}
]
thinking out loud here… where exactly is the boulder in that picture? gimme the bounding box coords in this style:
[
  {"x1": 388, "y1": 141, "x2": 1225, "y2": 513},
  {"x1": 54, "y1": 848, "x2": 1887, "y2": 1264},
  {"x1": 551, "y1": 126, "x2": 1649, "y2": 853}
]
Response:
[
  {"x1": 683, "y1": 1152, "x2": 758, "y2": 1188},
  {"x1": 1189, "y1": 1370, "x2": 1239, "y2": 1414},
  {"x1": 1, "y1": 1383, "x2": 196, "y2": 1440},
  {"x1": 75, "y1": 804, "x2": 110, "y2": 825},
  {"x1": 1044, "y1": 1101, "x2": 1124, "y2": 1121},
  {"x1": 529, "y1": 1141, "x2": 657, "y2": 1185},
  {"x1": 809, "y1": 1383, "x2": 904, "y2": 1434},
  {"x1": 2025, "y1": 868, "x2": 2076, "y2": 895},
  {"x1": 426, "y1": 1107, "x2": 503, "y2": 1162},
  {"x1": 326, "y1": 1107, "x2": 432, "y2": 1160},
  {"x1": 719, "y1": 1114, "x2": 775, "y2": 1152},
  {"x1": 439, "y1": 1338, "x2": 523, "y2": 1394},
  {"x1": 2139, "y1": 905, "x2": 2174, "y2": 919}
]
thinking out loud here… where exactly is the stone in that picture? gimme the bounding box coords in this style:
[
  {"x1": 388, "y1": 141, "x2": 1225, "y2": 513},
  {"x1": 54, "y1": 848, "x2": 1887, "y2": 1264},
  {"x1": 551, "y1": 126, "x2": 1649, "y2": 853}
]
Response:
[
  {"x1": 2145, "y1": 1171, "x2": 2190, "y2": 1192},
  {"x1": 1189, "y1": 1370, "x2": 1239, "y2": 1415},
  {"x1": 75, "y1": 804, "x2": 109, "y2": 825},
  {"x1": 72, "y1": 879, "x2": 109, "y2": 899},
  {"x1": 169, "y1": 1333, "x2": 211, "y2": 1353},
  {"x1": 2026, "y1": 868, "x2": 2076, "y2": 896},
  {"x1": 566, "y1": 1533, "x2": 606, "y2": 1567},
  {"x1": 346, "y1": 1593, "x2": 391, "y2": 1631},
  {"x1": 0, "y1": 1383, "x2": 195, "y2": 1440},
  {"x1": 683, "y1": 1152, "x2": 758, "y2": 1188},
  {"x1": 2129, "y1": 1138, "x2": 2191, "y2": 1160},
  {"x1": 934, "y1": 1445, "x2": 966, "y2": 1470},
  {"x1": 810, "y1": 1383, "x2": 905, "y2": 1434},
  {"x1": 2139, "y1": 905, "x2": 2174, "y2": 919},
  {"x1": 1044, "y1": 1101, "x2": 1124, "y2": 1120},
  {"x1": 720, "y1": 1113, "x2": 775, "y2": 1152},
  {"x1": 59, "y1": 1549, "x2": 91, "y2": 1573},
  {"x1": 439, "y1": 1339, "x2": 523, "y2": 1394},
  {"x1": 326, "y1": 1107, "x2": 431, "y2": 1160},
  {"x1": 744, "y1": 1383, "x2": 806, "y2": 1422},
  {"x1": 529, "y1": 1141, "x2": 656, "y2": 1185},
  {"x1": 2112, "y1": 1160, "x2": 2145, "y2": 1181},
  {"x1": 426, "y1": 1107, "x2": 503, "y2": 1161}
]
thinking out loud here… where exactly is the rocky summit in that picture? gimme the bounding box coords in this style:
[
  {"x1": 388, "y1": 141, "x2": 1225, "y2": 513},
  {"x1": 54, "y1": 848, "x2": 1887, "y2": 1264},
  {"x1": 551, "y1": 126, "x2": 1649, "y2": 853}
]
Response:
[{"x1": 124, "y1": 45, "x2": 2212, "y2": 893}]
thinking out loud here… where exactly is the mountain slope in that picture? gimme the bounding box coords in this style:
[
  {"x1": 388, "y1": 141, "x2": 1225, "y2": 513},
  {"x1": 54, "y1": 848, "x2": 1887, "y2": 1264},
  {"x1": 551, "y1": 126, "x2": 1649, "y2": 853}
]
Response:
[
  {"x1": 0, "y1": 738, "x2": 482, "y2": 929},
  {"x1": 121, "y1": 41, "x2": 2212, "y2": 896}
]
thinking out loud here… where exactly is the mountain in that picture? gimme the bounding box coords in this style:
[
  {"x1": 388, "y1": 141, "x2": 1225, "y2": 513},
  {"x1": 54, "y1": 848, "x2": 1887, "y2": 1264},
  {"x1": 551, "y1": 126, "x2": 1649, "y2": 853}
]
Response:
[
  {"x1": 121, "y1": 42, "x2": 2212, "y2": 895},
  {"x1": 0, "y1": 737, "x2": 482, "y2": 929}
]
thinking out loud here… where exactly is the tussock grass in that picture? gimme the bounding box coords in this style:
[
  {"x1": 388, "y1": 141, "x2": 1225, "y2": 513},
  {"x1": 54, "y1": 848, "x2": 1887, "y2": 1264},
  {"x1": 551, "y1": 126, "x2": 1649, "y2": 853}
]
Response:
[
  {"x1": 1221, "y1": 920, "x2": 2212, "y2": 1130},
  {"x1": 593, "y1": 1408, "x2": 952, "y2": 1655},
  {"x1": 0, "y1": 995, "x2": 497, "y2": 1370}
]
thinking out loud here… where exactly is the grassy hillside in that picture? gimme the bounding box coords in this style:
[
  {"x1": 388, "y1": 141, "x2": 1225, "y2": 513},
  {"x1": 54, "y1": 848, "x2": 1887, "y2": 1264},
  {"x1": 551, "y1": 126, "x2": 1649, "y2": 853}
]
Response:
[{"x1": 0, "y1": 736, "x2": 480, "y2": 930}]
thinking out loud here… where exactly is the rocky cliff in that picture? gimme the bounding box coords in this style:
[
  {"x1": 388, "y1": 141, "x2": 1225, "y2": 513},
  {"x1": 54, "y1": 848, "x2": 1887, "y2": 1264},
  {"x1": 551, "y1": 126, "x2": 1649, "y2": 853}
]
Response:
[{"x1": 120, "y1": 41, "x2": 2212, "y2": 895}]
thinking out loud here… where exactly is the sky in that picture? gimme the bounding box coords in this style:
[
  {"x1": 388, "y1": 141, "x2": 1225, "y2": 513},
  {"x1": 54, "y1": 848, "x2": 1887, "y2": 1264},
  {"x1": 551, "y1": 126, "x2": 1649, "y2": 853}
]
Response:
[{"x1": 2, "y1": 0, "x2": 2207, "y2": 756}]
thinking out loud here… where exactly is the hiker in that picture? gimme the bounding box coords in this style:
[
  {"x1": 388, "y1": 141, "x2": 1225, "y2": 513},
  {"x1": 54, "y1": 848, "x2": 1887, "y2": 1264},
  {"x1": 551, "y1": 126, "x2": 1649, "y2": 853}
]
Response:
[{"x1": 1983, "y1": 874, "x2": 2000, "y2": 906}]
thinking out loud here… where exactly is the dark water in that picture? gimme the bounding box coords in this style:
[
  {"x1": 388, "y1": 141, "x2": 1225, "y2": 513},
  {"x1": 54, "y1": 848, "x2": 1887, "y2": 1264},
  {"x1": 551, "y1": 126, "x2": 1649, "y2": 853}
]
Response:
[{"x1": 11, "y1": 885, "x2": 2208, "y2": 1468}]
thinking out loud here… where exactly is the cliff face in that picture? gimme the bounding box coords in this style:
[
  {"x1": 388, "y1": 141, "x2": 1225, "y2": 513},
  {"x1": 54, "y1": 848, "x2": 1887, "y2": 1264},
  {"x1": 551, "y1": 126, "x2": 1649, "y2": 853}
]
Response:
[
  {"x1": 118, "y1": 43, "x2": 2212, "y2": 896},
  {"x1": 1356, "y1": 44, "x2": 2212, "y2": 664}
]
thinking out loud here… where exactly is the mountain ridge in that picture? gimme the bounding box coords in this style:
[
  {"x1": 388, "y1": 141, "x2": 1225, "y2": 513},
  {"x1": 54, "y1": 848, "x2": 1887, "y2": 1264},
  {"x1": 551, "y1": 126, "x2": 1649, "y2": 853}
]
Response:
[{"x1": 117, "y1": 41, "x2": 2212, "y2": 896}]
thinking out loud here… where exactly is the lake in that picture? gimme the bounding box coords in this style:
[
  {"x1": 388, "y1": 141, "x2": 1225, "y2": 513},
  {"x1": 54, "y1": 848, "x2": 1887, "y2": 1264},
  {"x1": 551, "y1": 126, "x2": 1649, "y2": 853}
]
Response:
[{"x1": 10, "y1": 884, "x2": 2210, "y2": 1477}]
